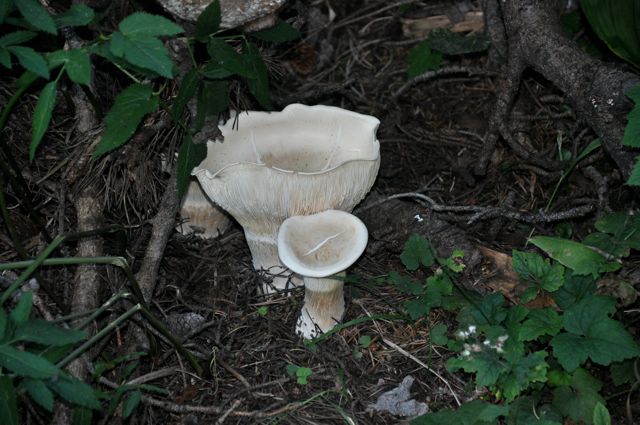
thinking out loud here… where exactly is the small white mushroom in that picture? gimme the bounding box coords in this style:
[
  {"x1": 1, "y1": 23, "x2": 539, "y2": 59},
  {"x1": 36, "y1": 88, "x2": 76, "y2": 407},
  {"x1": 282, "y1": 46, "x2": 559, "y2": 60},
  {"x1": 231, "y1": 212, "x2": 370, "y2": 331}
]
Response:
[
  {"x1": 177, "y1": 181, "x2": 231, "y2": 238},
  {"x1": 277, "y1": 210, "x2": 368, "y2": 339}
]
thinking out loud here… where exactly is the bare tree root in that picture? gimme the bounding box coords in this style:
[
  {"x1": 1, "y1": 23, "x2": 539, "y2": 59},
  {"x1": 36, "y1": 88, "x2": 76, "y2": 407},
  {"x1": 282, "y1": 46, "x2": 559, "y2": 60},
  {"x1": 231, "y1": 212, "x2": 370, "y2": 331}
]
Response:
[{"x1": 477, "y1": 0, "x2": 640, "y2": 178}]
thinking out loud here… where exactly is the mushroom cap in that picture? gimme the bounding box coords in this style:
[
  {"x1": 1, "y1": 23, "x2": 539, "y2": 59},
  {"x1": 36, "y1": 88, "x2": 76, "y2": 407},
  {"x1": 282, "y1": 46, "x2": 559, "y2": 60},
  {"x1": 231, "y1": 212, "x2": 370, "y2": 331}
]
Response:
[
  {"x1": 192, "y1": 104, "x2": 380, "y2": 235},
  {"x1": 277, "y1": 210, "x2": 368, "y2": 278}
]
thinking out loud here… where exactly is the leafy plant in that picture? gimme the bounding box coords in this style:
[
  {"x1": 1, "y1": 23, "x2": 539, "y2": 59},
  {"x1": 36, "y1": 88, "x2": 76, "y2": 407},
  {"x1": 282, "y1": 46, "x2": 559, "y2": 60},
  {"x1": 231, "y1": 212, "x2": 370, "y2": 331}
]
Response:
[{"x1": 286, "y1": 364, "x2": 313, "y2": 385}]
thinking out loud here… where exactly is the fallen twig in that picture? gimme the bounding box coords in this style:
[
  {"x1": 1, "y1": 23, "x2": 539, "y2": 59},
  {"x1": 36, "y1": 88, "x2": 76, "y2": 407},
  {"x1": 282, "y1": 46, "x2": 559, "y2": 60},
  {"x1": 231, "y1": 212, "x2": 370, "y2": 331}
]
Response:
[{"x1": 393, "y1": 66, "x2": 497, "y2": 99}]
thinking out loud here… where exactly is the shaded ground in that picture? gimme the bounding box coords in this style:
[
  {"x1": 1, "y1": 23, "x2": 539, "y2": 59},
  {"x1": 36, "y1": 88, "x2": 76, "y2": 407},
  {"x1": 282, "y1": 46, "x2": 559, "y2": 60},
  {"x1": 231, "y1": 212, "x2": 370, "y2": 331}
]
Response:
[{"x1": 1, "y1": 0, "x2": 638, "y2": 424}]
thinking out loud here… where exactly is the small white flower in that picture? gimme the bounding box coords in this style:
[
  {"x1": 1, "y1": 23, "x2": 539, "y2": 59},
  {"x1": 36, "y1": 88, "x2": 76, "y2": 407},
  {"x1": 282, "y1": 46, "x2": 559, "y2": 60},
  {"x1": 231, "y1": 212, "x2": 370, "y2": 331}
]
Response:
[
  {"x1": 461, "y1": 350, "x2": 471, "y2": 357},
  {"x1": 483, "y1": 340, "x2": 490, "y2": 346},
  {"x1": 498, "y1": 335, "x2": 509, "y2": 342},
  {"x1": 468, "y1": 325, "x2": 477, "y2": 334}
]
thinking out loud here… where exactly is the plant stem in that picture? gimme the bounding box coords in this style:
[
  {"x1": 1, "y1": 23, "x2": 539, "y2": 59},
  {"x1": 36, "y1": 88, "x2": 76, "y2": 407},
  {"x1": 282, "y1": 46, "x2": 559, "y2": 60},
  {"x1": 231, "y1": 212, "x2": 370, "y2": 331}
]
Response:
[
  {"x1": 75, "y1": 290, "x2": 132, "y2": 329},
  {"x1": 0, "y1": 256, "x2": 128, "y2": 271},
  {"x1": 57, "y1": 304, "x2": 143, "y2": 369}
]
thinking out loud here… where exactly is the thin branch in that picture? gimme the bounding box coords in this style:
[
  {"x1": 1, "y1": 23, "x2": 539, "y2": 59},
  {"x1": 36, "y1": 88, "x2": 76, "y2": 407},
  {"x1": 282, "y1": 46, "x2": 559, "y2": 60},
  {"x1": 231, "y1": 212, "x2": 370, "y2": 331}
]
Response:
[{"x1": 393, "y1": 66, "x2": 497, "y2": 99}]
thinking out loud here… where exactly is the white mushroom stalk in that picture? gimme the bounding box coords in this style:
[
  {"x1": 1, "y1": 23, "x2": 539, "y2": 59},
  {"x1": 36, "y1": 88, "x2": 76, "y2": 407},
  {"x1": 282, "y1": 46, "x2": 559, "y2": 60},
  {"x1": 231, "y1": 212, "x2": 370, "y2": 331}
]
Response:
[
  {"x1": 277, "y1": 210, "x2": 368, "y2": 338},
  {"x1": 192, "y1": 104, "x2": 380, "y2": 293},
  {"x1": 177, "y1": 181, "x2": 231, "y2": 238}
]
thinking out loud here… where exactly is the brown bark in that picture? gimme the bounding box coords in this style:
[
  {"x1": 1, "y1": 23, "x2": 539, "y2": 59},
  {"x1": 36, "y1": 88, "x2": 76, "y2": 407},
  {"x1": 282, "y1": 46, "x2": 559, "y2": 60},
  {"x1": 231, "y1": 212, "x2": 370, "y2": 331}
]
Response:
[{"x1": 477, "y1": 0, "x2": 640, "y2": 178}]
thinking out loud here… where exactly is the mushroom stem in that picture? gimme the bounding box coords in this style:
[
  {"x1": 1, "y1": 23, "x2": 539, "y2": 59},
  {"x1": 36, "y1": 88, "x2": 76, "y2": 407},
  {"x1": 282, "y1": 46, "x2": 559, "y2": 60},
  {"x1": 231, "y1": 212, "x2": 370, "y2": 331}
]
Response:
[
  {"x1": 296, "y1": 273, "x2": 345, "y2": 339},
  {"x1": 244, "y1": 230, "x2": 301, "y2": 292}
]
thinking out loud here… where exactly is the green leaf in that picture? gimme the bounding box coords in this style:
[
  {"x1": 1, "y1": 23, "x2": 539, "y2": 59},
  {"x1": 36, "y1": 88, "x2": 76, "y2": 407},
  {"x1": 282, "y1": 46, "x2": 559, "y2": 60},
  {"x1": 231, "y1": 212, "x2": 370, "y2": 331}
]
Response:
[
  {"x1": 20, "y1": 378, "x2": 54, "y2": 411},
  {"x1": 7, "y1": 45, "x2": 49, "y2": 78},
  {"x1": 72, "y1": 407, "x2": 93, "y2": 425},
  {"x1": 172, "y1": 68, "x2": 200, "y2": 120},
  {"x1": 0, "y1": 0, "x2": 11, "y2": 25},
  {"x1": 250, "y1": 20, "x2": 300, "y2": 42},
  {"x1": 406, "y1": 40, "x2": 442, "y2": 78},
  {"x1": 553, "y1": 271, "x2": 597, "y2": 310},
  {"x1": 0, "y1": 375, "x2": 18, "y2": 425},
  {"x1": 14, "y1": 0, "x2": 56, "y2": 34},
  {"x1": 520, "y1": 286, "x2": 539, "y2": 304},
  {"x1": 176, "y1": 134, "x2": 207, "y2": 197},
  {"x1": 626, "y1": 157, "x2": 640, "y2": 186},
  {"x1": 110, "y1": 32, "x2": 175, "y2": 78},
  {"x1": 358, "y1": 335, "x2": 372, "y2": 348},
  {"x1": 295, "y1": 366, "x2": 312, "y2": 385},
  {"x1": 0, "y1": 30, "x2": 37, "y2": 47},
  {"x1": 507, "y1": 396, "x2": 563, "y2": 424},
  {"x1": 30, "y1": 81, "x2": 57, "y2": 160},
  {"x1": 404, "y1": 298, "x2": 431, "y2": 320},
  {"x1": 552, "y1": 368, "x2": 604, "y2": 425},
  {"x1": 411, "y1": 399, "x2": 507, "y2": 425},
  {"x1": 193, "y1": 79, "x2": 228, "y2": 130},
  {"x1": 389, "y1": 271, "x2": 422, "y2": 295},
  {"x1": 0, "y1": 48, "x2": 10, "y2": 68},
  {"x1": 65, "y1": 49, "x2": 91, "y2": 85},
  {"x1": 400, "y1": 234, "x2": 434, "y2": 270},
  {"x1": 427, "y1": 28, "x2": 490, "y2": 55},
  {"x1": 529, "y1": 236, "x2": 620, "y2": 276},
  {"x1": 15, "y1": 319, "x2": 86, "y2": 346},
  {"x1": 118, "y1": 12, "x2": 184, "y2": 37},
  {"x1": 622, "y1": 85, "x2": 640, "y2": 147},
  {"x1": 200, "y1": 62, "x2": 234, "y2": 79},
  {"x1": 519, "y1": 308, "x2": 562, "y2": 341},
  {"x1": 563, "y1": 295, "x2": 616, "y2": 335},
  {"x1": 512, "y1": 250, "x2": 565, "y2": 292},
  {"x1": 592, "y1": 402, "x2": 611, "y2": 425},
  {"x1": 48, "y1": 375, "x2": 102, "y2": 409},
  {"x1": 53, "y1": 4, "x2": 94, "y2": 27},
  {"x1": 0, "y1": 308, "x2": 6, "y2": 340},
  {"x1": 94, "y1": 83, "x2": 159, "y2": 158},
  {"x1": 0, "y1": 345, "x2": 60, "y2": 378},
  {"x1": 610, "y1": 359, "x2": 637, "y2": 386},
  {"x1": 195, "y1": 0, "x2": 220, "y2": 42},
  {"x1": 594, "y1": 211, "x2": 640, "y2": 249},
  {"x1": 430, "y1": 324, "x2": 448, "y2": 345},
  {"x1": 500, "y1": 351, "x2": 549, "y2": 402},
  {"x1": 10, "y1": 291, "x2": 33, "y2": 325},
  {"x1": 459, "y1": 293, "x2": 507, "y2": 327},
  {"x1": 207, "y1": 38, "x2": 253, "y2": 77},
  {"x1": 122, "y1": 389, "x2": 141, "y2": 418},
  {"x1": 243, "y1": 42, "x2": 271, "y2": 109}
]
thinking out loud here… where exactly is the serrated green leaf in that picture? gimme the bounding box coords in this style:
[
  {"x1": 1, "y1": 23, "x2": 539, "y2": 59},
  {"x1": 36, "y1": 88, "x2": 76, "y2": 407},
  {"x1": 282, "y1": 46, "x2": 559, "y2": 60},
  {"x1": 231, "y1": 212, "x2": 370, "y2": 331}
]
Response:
[
  {"x1": 195, "y1": 0, "x2": 220, "y2": 42},
  {"x1": 122, "y1": 389, "x2": 141, "y2": 418},
  {"x1": 406, "y1": 40, "x2": 442, "y2": 78},
  {"x1": 207, "y1": 37, "x2": 253, "y2": 77},
  {"x1": 428, "y1": 28, "x2": 490, "y2": 55},
  {"x1": 94, "y1": 83, "x2": 159, "y2": 158},
  {"x1": 400, "y1": 234, "x2": 434, "y2": 270},
  {"x1": 295, "y1": 366, "x2": 312, "y2": 385},
  {"x1": 0, "y1": 375, "x2": 18, "y2": 425},
  {"x1": 250, "y1": 20, "x2": 300, "y2": 42},
  {"x1": 358, "y1": 335, "x2": 372, "y2": 348},
  {"x1": 54, "y1": 4, "x2": 94, "y2": 27},
  {"x1": 430, "y1": 324, "x2": 448, "y2": 345},
  {"x1": 200, "y1": 62, "x2": 234, "y2": 79},
  {"x1": 552, "y1": 368, "x2": 604, "y2": 425},
  {"x1": 592, "y1": 402, "x2": 611, "y2": 425},
  {"x1": 72, "y1": 407, "x2": 93, "y2": 425},
  {"x1": 626, "y1": 157, "x2": 640, "y2": 186},
  {"x1": 0, "y1": 0, "x2": 11, "y2": 25},
  {"x1": 65, "y1": 49, "x2": 91, "y2": 85},
  {"x1": 563, "y1": 295, "x2": 616, "y2": 335},
  {"x1": 529, "y1": 236, "x2": 619, "y2": 276},
  {"x1": 10, "y1": 291, "x2": 33, "y2": 325},
  {"x1": 460, "y1": 293, "x2": 507, "y2": 327},
  {"x1": 176, "y1": 135, "x2": 206, "y2": 196},
  {"x1": 7, "y1": 45, "x2": 49, "y2": 78},
  {"x1": 0, "y1": 345, "x2": 60, "y2": 378},
  {"x1": 15, "y1": 319, "x2": 86, "y2": 346},
  {"x1": 411, "y1": 399, "x2": 507, "y2": 425},
  {"x1": 520, "y1": 286, "x2": 539, "y2": 303},
  {"x1": 110, "y1": 32, "x2": 175, "y2": 78},
  {"x1": 404, "y1": 298, "x2": 431, "y2": 320},
  {"x1": 0, "y1": 30, "x2": 37, "y2": 47},
  {"x1": 623, "y1": 86, "x2": 640, "y2": 147},
  {"x1": 30, "y1": 81, "x2": 57, "y2": 160},
  {"x1": 553, "y1": 271, "x2": 597, "y2": 310},
  {"x1": 507, "y1": 396, "x2": 563, "y2": 424},
  {"x1": 285, "y1": 363, "x2": 298, "y2": 376},
  {"x1": 243, "y1": 42, "x2": 271, "y2": 109},
  {"x1": 15, "y1": 0, "x2": 56, "y2": 34},
  {"x1": 594, "y1": 211, "x2": 640, "y2": 249},
  {"x1": 519, "y1": 308, "x2": 562, "y2": 341},
  {"x1": 48, "y1": 375, "x2": 102, "y2": 409},
  {"x1": 172, "y1": 68, "x2": 200, "y2": 120},
  {"x1": 20, "y1": 378, "x2": 54, "y2": 411},
  {"x1": 0, "y1": 48, "x2": 10, "y2": 68},
  {"x1": 512, "y1": 250, "x2": 565, "y2": 292},
  {"x1": 500, "y1": 351, "x2": 549, "y2": 402},
  {"x1": 119, "y1": 12, "x2": 183, "y2": 37},
  {"x1": 389, "y1": 271, "x2": 423, "y2": 295}
]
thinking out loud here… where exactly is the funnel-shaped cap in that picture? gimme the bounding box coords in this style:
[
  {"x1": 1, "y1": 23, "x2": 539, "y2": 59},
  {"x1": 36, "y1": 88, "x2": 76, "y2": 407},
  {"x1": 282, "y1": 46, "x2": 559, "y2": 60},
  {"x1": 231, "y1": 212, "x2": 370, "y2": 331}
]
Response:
[{"x1": 278, "y1": 210, "x2": 368, "y2": 278}]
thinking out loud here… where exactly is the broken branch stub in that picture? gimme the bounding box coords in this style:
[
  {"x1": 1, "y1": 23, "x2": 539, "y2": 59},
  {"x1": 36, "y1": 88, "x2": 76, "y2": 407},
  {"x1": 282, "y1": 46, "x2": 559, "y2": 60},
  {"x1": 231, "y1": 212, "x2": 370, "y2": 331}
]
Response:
[{"x1": 156, "y1": 0, "x2": 287, "y2": 28}]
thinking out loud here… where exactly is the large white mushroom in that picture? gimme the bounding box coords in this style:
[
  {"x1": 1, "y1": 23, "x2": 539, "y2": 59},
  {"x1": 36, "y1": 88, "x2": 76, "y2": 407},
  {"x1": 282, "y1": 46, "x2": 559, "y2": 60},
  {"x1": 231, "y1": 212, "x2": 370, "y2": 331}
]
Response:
[
  {"x1": 177, "y1": 181, "x2": 231, "y2": 238},
  {"x1": 192, "y1": 104, "x2": 380, "y2": 293},
  {"x1": 277, "y1": 210, "x2": 368, "y2": 338}
]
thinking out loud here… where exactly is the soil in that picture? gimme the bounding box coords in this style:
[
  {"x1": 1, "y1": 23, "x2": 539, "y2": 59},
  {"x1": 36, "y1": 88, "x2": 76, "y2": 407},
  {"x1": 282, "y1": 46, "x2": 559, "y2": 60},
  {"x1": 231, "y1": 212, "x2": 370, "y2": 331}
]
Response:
[{"x1": 1, "y1": 0, "x2": 638, "y2": 424}]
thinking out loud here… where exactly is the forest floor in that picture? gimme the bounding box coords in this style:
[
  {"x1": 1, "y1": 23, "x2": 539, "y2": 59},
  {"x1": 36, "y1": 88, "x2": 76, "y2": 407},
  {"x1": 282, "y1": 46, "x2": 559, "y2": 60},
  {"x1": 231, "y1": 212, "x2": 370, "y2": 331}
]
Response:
[{"x1": 1, "y1": 1, "x2": 637, "y2": 424}]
